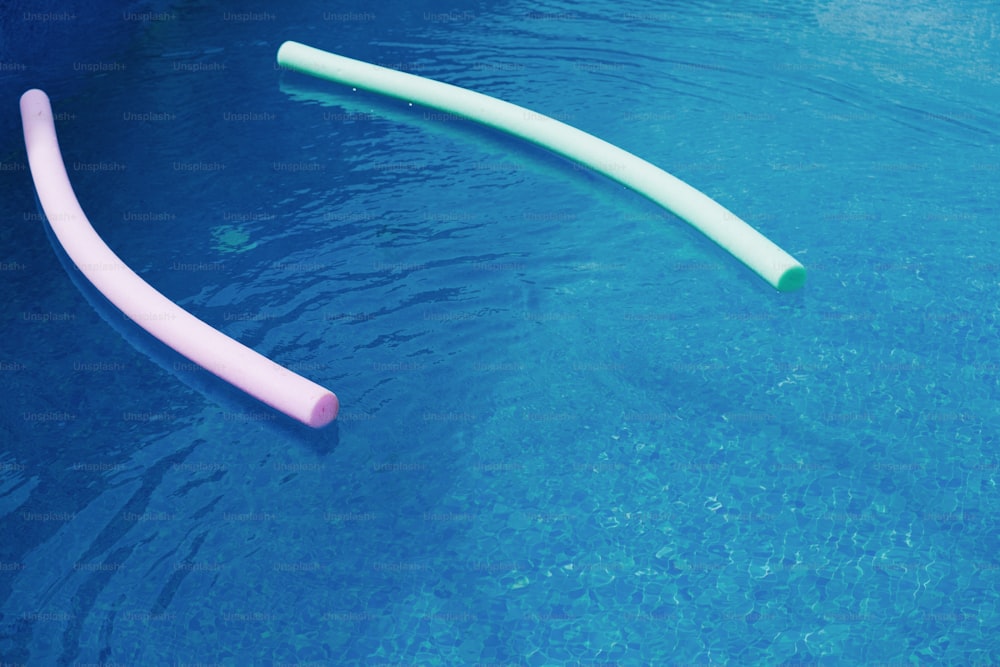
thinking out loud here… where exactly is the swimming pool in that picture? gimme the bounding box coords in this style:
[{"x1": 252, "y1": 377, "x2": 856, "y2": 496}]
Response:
[{"x1": 2, "y1": 0, "x2": 999, "y2": 664}]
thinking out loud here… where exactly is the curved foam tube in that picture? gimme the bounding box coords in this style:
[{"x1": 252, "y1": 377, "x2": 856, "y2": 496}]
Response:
[
  {"x1": 277, "y1": 41, "x2": 806, "y2": 292},
  {"x1": 20, "y1": 89, "x2": 338, "y2": 427}
]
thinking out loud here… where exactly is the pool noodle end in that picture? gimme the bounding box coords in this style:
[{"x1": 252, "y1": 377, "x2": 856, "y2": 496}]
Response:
[
  {"x1": 776, "y1": 264, "x2": 807, "y2": 292},
  {"x1": 309, "y1": 392, "x2": 340, "y2": 428}
]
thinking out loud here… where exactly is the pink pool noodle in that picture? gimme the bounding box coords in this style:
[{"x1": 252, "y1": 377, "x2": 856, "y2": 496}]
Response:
[{"x1": 20, "y1": 89, "x2": 338, "y2": 427}]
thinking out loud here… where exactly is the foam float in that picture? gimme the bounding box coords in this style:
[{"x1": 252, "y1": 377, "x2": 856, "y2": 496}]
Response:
[
  {"x1": 19, "y1": 89, "x2": 338, "y2": 428},
  {"x1": 276, "y1": 40, "x2": 806, "y2": 292}
]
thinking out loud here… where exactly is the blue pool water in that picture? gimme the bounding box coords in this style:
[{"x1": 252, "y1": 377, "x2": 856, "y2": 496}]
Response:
[{"x1": 2, "y1": 0, "x2": 1000, "y2": 664}]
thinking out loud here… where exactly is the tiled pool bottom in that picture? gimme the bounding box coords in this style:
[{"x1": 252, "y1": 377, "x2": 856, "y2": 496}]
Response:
[{"x1": 38, "y1": 363, "x2": 991, "y2": 665}]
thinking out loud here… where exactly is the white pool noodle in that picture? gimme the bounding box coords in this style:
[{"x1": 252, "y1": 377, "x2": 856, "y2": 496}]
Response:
[{"x1": 277, "y1": 40, "x2": 806, "y2": 291}]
